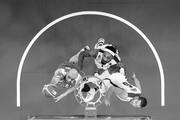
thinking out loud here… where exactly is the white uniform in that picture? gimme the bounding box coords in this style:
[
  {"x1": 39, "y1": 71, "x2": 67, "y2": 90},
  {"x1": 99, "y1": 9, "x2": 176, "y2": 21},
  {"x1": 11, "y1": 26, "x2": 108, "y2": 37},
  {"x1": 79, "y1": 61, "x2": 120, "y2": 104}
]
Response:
[
  {"x1": 69, "y1": 39, "x2": 141, "y2": 103},
  {"x1": 92, "y1": 40, "x2": 141, "y2": 99},
  {"x1": 114, "y1": 84, "x2": 141, "y2": 102},
  {"x1": 95, "y1": 69, "x2": 141, "y2": 100}
]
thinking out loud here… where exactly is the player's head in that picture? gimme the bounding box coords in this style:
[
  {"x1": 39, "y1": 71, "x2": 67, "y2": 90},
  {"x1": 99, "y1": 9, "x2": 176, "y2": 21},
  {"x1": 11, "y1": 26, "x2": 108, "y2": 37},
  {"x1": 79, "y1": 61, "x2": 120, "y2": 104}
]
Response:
[
  {"x1": 102, "y1": 51, "x2": 113, "y2": 63},
  {"x1": 130, "y1": 96, "x2": 147, "y2": 108},
  {"x1": 101, "y1": 45, "x2": 118, "y2": 64},
  {"x1": 66, "y1": 68, "x2": 79, "y2": 82}
]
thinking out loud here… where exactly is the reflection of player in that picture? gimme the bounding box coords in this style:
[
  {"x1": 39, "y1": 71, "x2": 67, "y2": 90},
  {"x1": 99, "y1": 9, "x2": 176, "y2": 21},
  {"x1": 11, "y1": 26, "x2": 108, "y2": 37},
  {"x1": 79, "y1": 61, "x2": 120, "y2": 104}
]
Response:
[
  {"x1": 42, "y1": 62, "x2": 83, "y2": 102},
  {"x1": 69, "y1": 38, "x2": 147, "y2": 108}
]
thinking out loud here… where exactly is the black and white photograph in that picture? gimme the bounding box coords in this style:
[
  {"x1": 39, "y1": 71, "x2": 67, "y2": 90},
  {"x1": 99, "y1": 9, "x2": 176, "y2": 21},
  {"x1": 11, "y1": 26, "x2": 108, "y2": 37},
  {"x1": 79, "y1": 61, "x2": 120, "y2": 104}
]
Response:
[{"x1": 0, "y1": 0, "x2": 179, "y2": 120}]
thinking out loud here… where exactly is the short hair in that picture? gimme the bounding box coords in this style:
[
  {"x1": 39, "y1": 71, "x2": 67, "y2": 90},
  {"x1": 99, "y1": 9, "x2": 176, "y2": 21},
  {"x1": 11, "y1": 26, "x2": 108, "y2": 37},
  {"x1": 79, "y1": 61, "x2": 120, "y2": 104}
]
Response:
[{"x1": 139, "y1": 96, "x2": 147, "y2": 108}]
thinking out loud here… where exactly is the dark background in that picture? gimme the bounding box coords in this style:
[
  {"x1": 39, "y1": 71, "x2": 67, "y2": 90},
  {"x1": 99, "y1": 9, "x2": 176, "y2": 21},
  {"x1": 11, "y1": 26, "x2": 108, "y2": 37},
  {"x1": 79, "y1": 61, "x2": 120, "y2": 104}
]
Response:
[{"x1": 0, "y1": 0, "x2": 180, "y2": 120}]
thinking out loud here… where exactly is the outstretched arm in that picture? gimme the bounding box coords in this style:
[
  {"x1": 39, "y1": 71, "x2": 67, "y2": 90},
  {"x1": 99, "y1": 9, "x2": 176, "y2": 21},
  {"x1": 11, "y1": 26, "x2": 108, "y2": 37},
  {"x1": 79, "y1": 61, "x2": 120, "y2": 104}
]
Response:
[
  {"x1": 54, "y1": 87, "x2": 76, "y2": 102},
  {"x1": 78, "y1": 49, "x2": 98, "y2": 70},
  {"x1": 69, "y1": 46, "x2": 90, "y2": 64}
]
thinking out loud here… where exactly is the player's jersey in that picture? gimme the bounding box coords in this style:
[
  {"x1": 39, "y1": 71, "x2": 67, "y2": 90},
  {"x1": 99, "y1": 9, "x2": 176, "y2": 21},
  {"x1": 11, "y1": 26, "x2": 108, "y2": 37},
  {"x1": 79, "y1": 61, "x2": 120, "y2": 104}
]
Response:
[
  {"x1": 115, "y1": 88, "x2": 141, "y2": 102},
  {"x1": 53, "y1": 62, "x2": 83, "y2": 88},
  {"x1": 97, "y1": 71, "x2": 141, "y2": 102}
]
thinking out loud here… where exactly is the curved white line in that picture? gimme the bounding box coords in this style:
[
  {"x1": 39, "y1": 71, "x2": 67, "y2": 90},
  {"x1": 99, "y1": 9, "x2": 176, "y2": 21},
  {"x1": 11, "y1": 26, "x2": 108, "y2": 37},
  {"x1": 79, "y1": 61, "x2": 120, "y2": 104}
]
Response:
[{"x1": 17, "y1": 11, "x2": 165, "y2": 107}]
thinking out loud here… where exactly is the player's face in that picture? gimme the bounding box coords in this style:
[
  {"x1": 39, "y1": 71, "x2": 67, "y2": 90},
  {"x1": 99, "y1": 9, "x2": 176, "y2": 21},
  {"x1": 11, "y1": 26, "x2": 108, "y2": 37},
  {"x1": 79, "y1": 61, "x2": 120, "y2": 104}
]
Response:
[
  {"x1": 130, "y1": 97, "x2": 142, "y2": 108},
  {"x1": 102, "y1": 51, "x2": 113, "y2": 63},
  {"x1": 66, "y1": 69, "x2": 78, "y2": 80}
]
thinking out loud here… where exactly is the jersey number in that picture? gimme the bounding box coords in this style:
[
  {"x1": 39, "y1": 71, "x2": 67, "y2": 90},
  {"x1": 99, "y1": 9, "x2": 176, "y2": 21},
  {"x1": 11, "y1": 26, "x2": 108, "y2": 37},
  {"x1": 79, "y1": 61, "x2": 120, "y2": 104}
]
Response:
[{"x1": 123, "y1": 82, "x2": 133, "y2": 88}]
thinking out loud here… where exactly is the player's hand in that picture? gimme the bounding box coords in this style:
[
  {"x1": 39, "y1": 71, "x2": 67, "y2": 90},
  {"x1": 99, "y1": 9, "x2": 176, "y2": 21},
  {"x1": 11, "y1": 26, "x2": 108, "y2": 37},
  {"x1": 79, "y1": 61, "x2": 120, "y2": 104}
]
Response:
[
  {"x1": 98, "y1": 38, "x2": 105, "y2": 43},
  {"x1": 94, "y1": 38, "x2": 105, "y2": 49},
  {"x1": 132, "y1": 72, "x2": 136, "y2": 79},
  {"x1": 54, "y1": 94, "x2": 65, "y2": 102},
  {"x1": 69, "y1": 55, "x2": 78, "y2": 64},
  {"x1": 84, "y1": 45, "x2": 90, "y2": 51}
]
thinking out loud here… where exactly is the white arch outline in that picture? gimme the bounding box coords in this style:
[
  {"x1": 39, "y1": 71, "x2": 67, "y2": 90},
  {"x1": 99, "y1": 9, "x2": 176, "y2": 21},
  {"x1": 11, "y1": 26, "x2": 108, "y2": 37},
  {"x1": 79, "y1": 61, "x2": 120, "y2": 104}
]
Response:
[{"x1": 16, "y1": 11, "x2": 165, "y2": 107}]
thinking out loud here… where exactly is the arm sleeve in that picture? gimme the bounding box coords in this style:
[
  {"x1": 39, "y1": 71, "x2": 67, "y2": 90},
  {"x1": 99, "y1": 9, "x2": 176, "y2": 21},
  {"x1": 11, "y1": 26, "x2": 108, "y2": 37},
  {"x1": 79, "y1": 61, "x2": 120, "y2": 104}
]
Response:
[{"x1": 78, "y1": 49, "x2": 98, "y2": 70}]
